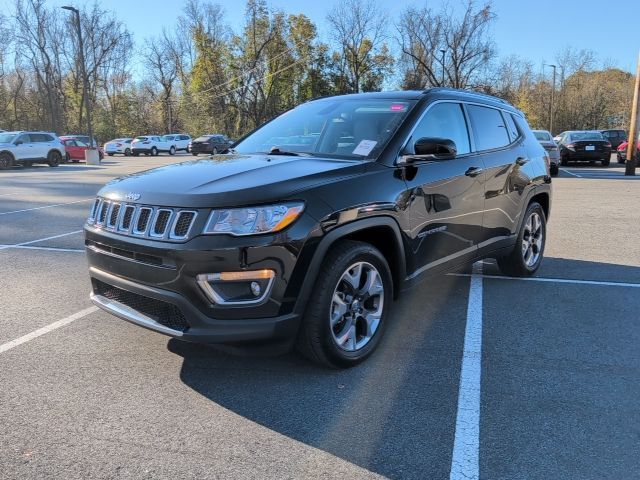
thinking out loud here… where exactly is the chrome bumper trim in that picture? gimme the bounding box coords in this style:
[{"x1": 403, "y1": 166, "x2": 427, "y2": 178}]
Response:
[{"x1": 91, "y1": 292, "x2": 184, "y2": 337}]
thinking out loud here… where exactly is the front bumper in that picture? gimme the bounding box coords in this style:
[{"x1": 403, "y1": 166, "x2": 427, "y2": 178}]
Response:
[
  {"x1": 90, "y1": 267, "x2": 299, "y2": 343},
  {"x1": 84, "y1": 215, "x2": 318, "y2": 344}
]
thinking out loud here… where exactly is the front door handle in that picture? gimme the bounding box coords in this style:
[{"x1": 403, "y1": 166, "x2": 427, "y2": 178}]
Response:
[
  {"x1": 516, "y1": 157, "x2": 529, "y2": 166},
  {"x1": 465, "y1": 166, "x2": 484, "y2": 177}
]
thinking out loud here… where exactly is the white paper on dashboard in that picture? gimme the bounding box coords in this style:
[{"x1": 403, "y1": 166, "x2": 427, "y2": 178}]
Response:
[{"x1": 352, "y1": 139, "x2": 377, "y2": 156}]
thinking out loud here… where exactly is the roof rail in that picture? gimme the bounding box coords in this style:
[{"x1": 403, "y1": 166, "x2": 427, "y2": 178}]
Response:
[{"x1": 424, "y1": 87, "x2": 510, "y2": 105}]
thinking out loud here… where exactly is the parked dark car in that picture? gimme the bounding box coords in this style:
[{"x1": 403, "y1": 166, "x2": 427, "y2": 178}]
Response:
[
  {"x1": 189, "y1": 134, "x2": 232, "y2": 155},
  {"x1": 532, "y1": 129, "x2": 560, "y2": 176},
  {"x1": 85, "y1": 88, "x2": 551, "y2": 368},
  {"x1": 600, "y1": 129, "x2": 627, "y2": 150},
  {"x1": 556, "y1": 130, "x2": 612, "y2": 166}
]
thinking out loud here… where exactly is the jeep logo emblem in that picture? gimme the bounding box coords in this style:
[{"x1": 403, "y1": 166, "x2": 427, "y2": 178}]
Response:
[{"x1": 125, "y1": 192, "x2": 141, "y2": 201}]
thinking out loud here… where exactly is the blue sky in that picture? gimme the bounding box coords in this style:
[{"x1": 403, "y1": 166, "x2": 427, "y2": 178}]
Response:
[{"x1": 4, "y1": 0, "x2": 640, "y2": 76}]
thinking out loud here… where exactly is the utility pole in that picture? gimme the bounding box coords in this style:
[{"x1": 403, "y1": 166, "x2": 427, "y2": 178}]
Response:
[
  {"x1": 544, "y1": 64, "x2": 557, "y2": 134},
  {"x1": 62, "y1": 6, "x2": 95, "y2": 156},
  {"x1": 440, "y1": 49, "x2": 446, "y2": 86},
  {"x1": 626, "y1": 51, "x2": 640, "y2": 176}
]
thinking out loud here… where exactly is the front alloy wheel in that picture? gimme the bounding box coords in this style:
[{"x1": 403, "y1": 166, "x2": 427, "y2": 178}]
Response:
[
  {"x1": 330, "y1": 262, "x2": 384, "y2": 352},
  {"x1": 297, "y1": 240, "x2": 392, "y2": 368}
]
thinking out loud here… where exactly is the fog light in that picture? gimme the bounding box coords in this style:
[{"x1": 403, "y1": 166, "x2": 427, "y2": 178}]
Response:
[{"x1": 196, "y1": 270, "x2": 275, "y2": 305}]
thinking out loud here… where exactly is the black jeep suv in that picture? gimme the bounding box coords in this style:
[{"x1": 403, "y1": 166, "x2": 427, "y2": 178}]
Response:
[{"x1": 85, "y1": 89, "x2": 551, "y2": 368}]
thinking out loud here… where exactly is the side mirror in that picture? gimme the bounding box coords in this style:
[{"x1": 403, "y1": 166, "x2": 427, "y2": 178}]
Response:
[
  {"x1": 14, "y1": 140, "x2": 23, "y2": 146},
  {"x1": 399, "y1": 137, "x2": 457, "y2": 165},
  {"x1": 415, "y1": 137, "x2": 457, "y2": 157}
]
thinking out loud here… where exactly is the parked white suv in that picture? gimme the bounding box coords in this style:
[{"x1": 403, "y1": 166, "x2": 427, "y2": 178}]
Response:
[
  {"x1": 0, "y1": 131, "x2": 66, "y2": 169},
  {"x1": 130, "y1": 135, "x2": 169, "y2": 156},
  {"x1": 162, "y1": 134, "x2": 191, "y2": 154}
]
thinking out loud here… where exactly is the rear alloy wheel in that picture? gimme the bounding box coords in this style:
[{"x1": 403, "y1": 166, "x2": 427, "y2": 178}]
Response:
[
  {"x1": 212, "y1": 148, "x2": 218, "y2": 155},
  {"x1": 297, "y1": 240, "x2": 392, "y2": 368},
  {"x1": 169, "y1": 146, "x2": 176, "y2": 155},
  {"x1": 0, "y1": 152, "x2": 13, "y2": 169},
  {"x1": 601, "y1": 157, "x2": 610, "y2": 167},
  {"x1": 497, "y1": 202, "x2": 546, "y2": 277},
  {"x1": 47, "y1": 150, "x2": 61, "y2": 167},
  {"x1": 151, "y1": 147, "x2": 158, "y2": 156}
]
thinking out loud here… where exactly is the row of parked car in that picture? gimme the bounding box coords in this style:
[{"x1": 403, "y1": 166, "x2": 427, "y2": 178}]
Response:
[
  {"x1": 103, "y1": 134, "x2": 233, "y2": 157},
  {"x1": 0, "y1": 130, "x2": 233, "y2": 169},
  {"x1": 529, "y1": 128, "x2": 635, "y2": 175}
]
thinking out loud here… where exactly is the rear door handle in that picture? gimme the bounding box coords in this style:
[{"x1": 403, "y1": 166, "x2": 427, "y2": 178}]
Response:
[
  {"x1": 465, "y1": 166, "x2": 484, "y2": 177},
  {"x1": 516, "y1": 157, "x2": 529, "y2": 166}
]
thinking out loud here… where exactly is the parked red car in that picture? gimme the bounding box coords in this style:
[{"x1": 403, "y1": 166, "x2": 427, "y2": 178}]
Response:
[
  {"x1": 616, "y1": 138, "x2": 640, "y2": 164},
  {"x1": 60, "y1": 136, "x2": 104, "y2": 163}
]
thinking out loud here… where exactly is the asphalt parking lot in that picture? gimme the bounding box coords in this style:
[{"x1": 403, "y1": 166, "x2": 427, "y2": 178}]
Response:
[{"x1": 1, "y1": 155, "x2": 639, "y2": 479}]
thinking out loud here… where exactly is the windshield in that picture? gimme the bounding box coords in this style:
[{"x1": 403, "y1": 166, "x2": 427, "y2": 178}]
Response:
[
  {"x1": 534, "y1": 131, "x2": 551, "y2": 141},
  {"x1": 570, "y1": 131, "x2": 604, "y2": 141},
  {"x1": 194, "y1": 136, "x2": 213, "y2": 142},
  {"x1": 134, "y1": 136, "x2": 148, "y2": 141},
  {"x1": 234, "y1": 98, "x2": 417, "y2": 159},
  {"x1": 0, "y1": 133, "x2": 16, "y2": 143}
]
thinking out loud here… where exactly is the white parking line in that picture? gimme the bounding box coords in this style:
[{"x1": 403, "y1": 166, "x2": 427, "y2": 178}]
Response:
[
  {"x1": 0, "y1": 230, "x2": 83, "y2": 251},
  {"x1": 0, "y1": 192, "x2": 19, "y2": 197},
  {"x1": 0, "y1": 244, "x2": 84, "y2": 253},
  {"x1": 0, "y1": 306, "x2": 98, "y2": 354},
  {"x1": 450, "y1": 262, "x2": 483, "y2": 480},
  {"x1": 449, "y1": 272, "x2": 640, "y2": 288},
  {"x1": 0, "y1": 198, "x2": 92, "y2": 215},
  {"x1": 561, "y1": 169, "x2": 581, "y2": 178}
]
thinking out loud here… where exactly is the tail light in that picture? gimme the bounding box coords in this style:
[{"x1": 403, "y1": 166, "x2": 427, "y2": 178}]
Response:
[
  {"x1": 566, "y1": 143, "x2": 575, "y2": 148},
  {"x1": 604, "y1": 142, "x2": 611, "y2": 148}
]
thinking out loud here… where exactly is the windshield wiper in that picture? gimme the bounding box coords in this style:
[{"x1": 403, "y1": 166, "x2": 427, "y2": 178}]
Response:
[{"x1": 266, "y1": 147, "x2": 310, "y2": 157}]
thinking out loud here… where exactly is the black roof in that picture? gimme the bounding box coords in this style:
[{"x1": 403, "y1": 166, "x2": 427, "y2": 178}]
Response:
[{"x1": 311, "y1": 88, "x2": 518, "y2": 114}]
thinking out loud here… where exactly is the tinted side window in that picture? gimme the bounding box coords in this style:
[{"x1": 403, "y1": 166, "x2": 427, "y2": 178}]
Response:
[
  {"x1": 16, "y1": 134, "x2": 31, "y2": 143},
  {"x1": 466, "y1": 104, "x2": 510, "y2": 151},
  {"x1": 503, "y1": 113, "x2": 519, "y2": 142},
  {"x1": 410, "y1": 102, "x2": 471, "y2": 155},
  {"x1": 31, "y1": 134, "x2": 45, "y2": 142}
]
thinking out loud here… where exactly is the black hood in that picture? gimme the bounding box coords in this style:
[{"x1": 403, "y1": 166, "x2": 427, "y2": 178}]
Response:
[{"x1": 99, "y1": 154, "x2": 366, "y2": 207}]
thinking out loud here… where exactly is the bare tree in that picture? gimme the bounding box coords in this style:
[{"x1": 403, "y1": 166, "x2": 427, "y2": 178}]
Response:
[
  {"x1": 397, "y1": 0, "x2": 496, "y2": 89},
  {"x1": 326, "y1": 0, "x2": 387, "y2": 93}
]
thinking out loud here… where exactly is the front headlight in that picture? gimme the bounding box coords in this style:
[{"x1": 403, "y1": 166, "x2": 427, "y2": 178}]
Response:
[{"x1": 203, "y1": 203, "x2": 304, "y2": 236}]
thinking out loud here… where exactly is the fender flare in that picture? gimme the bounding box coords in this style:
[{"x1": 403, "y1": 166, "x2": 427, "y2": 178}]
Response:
[{"x1": 293, "y1": 216, "x2": 407, "y2": 316}]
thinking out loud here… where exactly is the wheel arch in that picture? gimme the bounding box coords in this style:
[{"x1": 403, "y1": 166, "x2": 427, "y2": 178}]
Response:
[{"x1": 292, "y1": 216, "x2": 407, "y2": 316}]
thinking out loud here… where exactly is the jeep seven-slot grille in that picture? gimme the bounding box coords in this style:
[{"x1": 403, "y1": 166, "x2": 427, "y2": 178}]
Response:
[
  {"x1": 93, "y1": 279, "x2": 189, "y2": 332},
  {"x1": 88, "y1": 198, "x2": 197, "y2": 241}
]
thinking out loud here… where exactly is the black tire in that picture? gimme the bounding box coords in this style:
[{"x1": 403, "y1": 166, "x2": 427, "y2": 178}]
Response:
[
  {"x1": 151, "y1": 147, "x2": 158, "y2": 156},
  {"x1": 132, "y1": 151, "x2": 139, "y2": 156},
  {"x1": 560, "y1": 156, "x2": 568, "y2": 166},
  {"x1": 64, "y1": 153, "x2": 71, "y2": 163},
  {"x1": 108, "y1": 153, "x2": 114, "y2": 157},
  {"x1": 296, "y1": 240, "x2": 393, "y2": 368},
  {"x1": 497, "y1": 202, "x2": 546, "y2": 277},
  {"x1": 47, "y1": 150, "x2": 61, "y2": 167},
  {"x1": 0, "y1": 152, "x2": 13, "y2": 169},
  {"x1": 601, "y1": 157, "x2": 610, "y2": 167},
  {"x1": 212, "y1": 148, "x2": 218, "y2": 155},
  {"x1": 169, "y1": 146, "x2": 176, "y2": 155},
  {"x1": 550, "y1": 165, "x2": 559, "y2": 176},
  {"x1": 193, "y1": 152, "x2": 198, "y2": 156}
]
